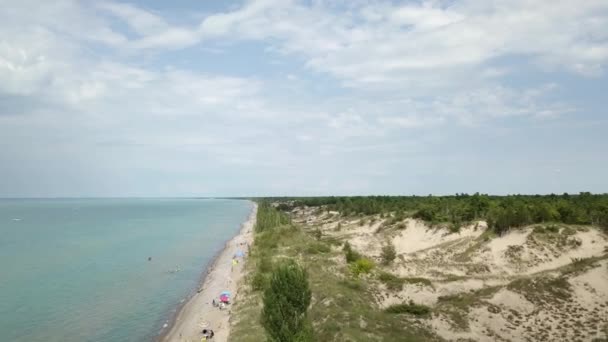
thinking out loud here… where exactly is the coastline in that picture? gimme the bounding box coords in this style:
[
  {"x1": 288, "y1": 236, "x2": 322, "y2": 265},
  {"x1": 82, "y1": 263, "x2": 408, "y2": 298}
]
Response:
[{"x1": 159, "y1": 201, "x2": 257, "y2": 342}]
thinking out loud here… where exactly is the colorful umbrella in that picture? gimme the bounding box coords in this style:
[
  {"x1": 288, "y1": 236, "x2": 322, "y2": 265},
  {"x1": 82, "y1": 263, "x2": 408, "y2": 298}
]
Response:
[{"x1": 219, "y1": 294, "x2": 229, "y2": 303}]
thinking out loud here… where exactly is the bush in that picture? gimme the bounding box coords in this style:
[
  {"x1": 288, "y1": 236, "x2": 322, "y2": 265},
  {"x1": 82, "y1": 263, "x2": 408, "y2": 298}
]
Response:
[
  {"x1": 380, "y1": 243, "x2": 397, "y2": 265},
  {"x1": 343, "y1": 242, "x2": 362, "y2": 263},
  {"x1": 385, "y1": 300, "x2": 431, "y2": 316},
  {"x1": 350, "y1": 258, "x2": 375, "y2": 276},
  {"x1": 378, "y1": 272, "x2": 404, "y2": 291},
  {"x1": 262, "y1": 260, "x2": 313, "y2": 342}
]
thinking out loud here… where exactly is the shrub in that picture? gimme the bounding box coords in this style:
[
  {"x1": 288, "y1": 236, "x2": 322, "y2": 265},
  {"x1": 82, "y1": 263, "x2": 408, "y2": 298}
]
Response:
[
  {"x1": 380, "y1": 243, "x2": 397, "y2": 265},
  {"x1": 378, "y1": 272, "x2": 404, "y2": 291},
  {"x1": 343, "y1": 242, "x2": 361, "y2": 263},
  {"x1": 546, "y1": 224, "x2": 560, "y2": 233},
  {"x1": 385, "y1": 300, "x2": 431, "y2": 316},
  {"x1": 403, "y1": 277, "x2": 433, "y2": 287},
  {"x1": 350, "y1": 258, "x2": 375, "y2": 276},
  {"x1": 262, "y1": 260, "x2": 313, "y2": 342}
]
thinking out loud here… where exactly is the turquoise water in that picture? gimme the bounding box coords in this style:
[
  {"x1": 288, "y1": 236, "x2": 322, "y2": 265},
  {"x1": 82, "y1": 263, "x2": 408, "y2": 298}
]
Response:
[{"x1": 0, "y1": 198, "x2": 252, "y2": 342}]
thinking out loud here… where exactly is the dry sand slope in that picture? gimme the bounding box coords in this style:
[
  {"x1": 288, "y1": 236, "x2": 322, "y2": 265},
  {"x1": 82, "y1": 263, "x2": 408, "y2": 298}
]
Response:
[
  {"x1": 162, "y1": 203, "x2": 257, "y2": 342},
  {"x1": 293, "y1": 206, "x2": 608, "y2": 341}
]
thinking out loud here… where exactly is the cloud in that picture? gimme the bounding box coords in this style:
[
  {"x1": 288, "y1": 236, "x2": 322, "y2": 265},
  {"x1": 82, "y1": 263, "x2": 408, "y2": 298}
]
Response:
[
  {"x1": 0, "y1": 0, "x2": 606, "y2": 196},
  {"x1": 96, "y1": 1, "x2": 201, "y2": 50},
  {"x1": 199, "y1": 0, "x2": 608, "y2": 85}
]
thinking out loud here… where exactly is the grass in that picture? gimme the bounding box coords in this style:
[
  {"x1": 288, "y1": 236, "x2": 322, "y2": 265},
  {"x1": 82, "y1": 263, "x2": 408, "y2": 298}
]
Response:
[
  {"x1": 434, "y1": 286, "x2": 501, "y2": 331},
  {"x1": 230, "y1": 207, "x2": 442, "y2": 342},
  {"x1": 385, "y1": 301, "x2": 431, "y2": 316},
  {"x1": 560, "y1": 254, "x2": 608, "y2": 276},
  {"x1": 305, "y1": 241, "x2": 331, "y2": 254},
  {"x1": 454, "y1": 229, "x2": 496, "y2": 262},
  {"x1": 378, "y1": 272, "x2": 433, "y2": 291},
  {"x1": 378, "y1": 272, "x2": 404, "y2": 291},
  {"x1": 350, "y1": 258, "x2": 375, "y2": 276},
  {"x1": 507, "y1": 276, "x2": 572, "y2": 304}
]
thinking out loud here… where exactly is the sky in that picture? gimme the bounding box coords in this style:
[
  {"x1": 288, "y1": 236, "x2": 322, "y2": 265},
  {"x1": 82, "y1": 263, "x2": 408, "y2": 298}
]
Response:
[{"x1": 0, "y1": 0, "x2": 607, "y2": 197}]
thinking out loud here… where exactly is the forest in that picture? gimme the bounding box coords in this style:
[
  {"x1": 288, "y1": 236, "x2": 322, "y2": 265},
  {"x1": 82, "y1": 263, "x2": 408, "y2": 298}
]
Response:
[{"x1": 269, "y1": 193, "x2": 608, "y2": 235}]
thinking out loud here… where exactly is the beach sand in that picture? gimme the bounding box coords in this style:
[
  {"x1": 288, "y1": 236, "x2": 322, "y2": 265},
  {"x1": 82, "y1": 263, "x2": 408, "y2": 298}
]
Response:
[{"x1": 161, "y1": 202, "x2": 257, "y2": 342}]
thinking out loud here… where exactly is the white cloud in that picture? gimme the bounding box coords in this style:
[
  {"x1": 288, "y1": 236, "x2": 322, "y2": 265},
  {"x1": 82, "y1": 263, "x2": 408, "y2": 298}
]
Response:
[
  {"x1": 199, "y1": 0, "x2": 608, "y2": 85},
  {"x1": 0, "y1": 0, "x2": 606, "y2": 196}
]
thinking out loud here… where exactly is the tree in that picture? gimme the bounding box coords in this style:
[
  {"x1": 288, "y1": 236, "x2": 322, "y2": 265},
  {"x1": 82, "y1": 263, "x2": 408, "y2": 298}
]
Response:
[{"x1": 262, "y1": 261, "x2": 313, "y2": 342}]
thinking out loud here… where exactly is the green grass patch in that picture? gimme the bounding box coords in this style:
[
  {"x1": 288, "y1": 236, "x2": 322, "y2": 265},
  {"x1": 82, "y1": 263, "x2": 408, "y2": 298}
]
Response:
[
  {"x1": 350, "y1": 258, "x2": 375, "y2": 276},
  {"x1": 385, "y1": 301, "x2": 431, "y2": 316},
  {"x1": 305, "y1": 241, "x2": 331, "y2": 254}
]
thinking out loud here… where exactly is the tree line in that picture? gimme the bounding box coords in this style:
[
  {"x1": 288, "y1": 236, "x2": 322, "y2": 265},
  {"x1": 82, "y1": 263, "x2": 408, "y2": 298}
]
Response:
[{"x1": 270, "y1": 193, "x2": 608, "y2": 235}]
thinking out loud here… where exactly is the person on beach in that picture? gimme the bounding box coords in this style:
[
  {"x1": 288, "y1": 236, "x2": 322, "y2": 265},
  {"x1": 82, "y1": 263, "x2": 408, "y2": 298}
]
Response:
[{"x1": 231, "y1": 258, "x2": 237, "y2": 270}]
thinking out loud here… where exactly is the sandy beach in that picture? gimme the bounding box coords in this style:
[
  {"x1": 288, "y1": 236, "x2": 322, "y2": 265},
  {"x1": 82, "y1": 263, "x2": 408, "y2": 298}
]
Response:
[{"x1": 161, "y1": 202, "x2": 257, "y2": 342}]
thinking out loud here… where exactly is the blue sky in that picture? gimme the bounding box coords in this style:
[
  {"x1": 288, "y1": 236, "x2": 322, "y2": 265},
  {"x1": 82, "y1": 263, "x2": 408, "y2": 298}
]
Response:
[{"x1": 0, "y1": 0, "x2": 607, "y2": 197}]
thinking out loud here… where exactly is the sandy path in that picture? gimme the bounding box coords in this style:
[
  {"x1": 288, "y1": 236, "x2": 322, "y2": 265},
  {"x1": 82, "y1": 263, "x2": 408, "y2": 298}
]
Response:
[{"x1": 161, "y1": 202, "x2": 257, "y2": 342}]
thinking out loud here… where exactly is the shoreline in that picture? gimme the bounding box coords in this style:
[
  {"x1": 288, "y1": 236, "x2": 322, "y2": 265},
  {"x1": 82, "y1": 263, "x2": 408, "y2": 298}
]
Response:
[{"x1": 159, "y1": 201, "x2": 257, "y2": 342}]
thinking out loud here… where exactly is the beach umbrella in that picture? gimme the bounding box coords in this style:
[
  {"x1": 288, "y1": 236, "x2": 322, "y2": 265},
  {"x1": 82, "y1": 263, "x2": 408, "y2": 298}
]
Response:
[
  {"x1": 219, "y1": 294, "x2": 229, "y2": 303},
  {"x1": 220, "y1": 291, "x2": 231, "y2": 297}
]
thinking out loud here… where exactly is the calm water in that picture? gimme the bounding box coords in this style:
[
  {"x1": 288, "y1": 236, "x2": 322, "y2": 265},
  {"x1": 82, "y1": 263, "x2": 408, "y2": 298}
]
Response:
[{"x1": 0, "y1": 198, "x2": 252, "y2": 342}]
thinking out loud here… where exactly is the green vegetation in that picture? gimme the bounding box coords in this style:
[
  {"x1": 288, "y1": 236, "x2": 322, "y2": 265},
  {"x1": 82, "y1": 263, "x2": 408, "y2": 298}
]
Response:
[
  {"x1": 342, "y1": 241, "x2": 362, "y2": 263},
  {"x1": 230, "y1": 201, "x2": 442, "y2": 341},
  {"x1": 262, "y1": 260, "x2": 313, "y2": 342},
  {"x1": 385, "y1": 300, "x2": 431, "y2": 316},
  {"x1": 378, "y1": 272, "x2": 404, "y2": 290},
  {"x1": 256, "y1": 201, "x2": 291, "y2": 233},
  {"x1": 232, "y1": 199, "x2": 608, "y2": 342},
  {"x1": 305, "y1": 241, "x2": 331, "y2": 254},
  {"x1": 378, "y1": 272, "x2": 433, "y2": 291},
  {"x1": 272, "y1": 193, "x2": 608, "y2": 235},
  {"x1": 349, "y1": 258, "x2": 375, "y2": 276},
  {"x1": 380, "y1": 243, "x2": 397, "y2": 265}
]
